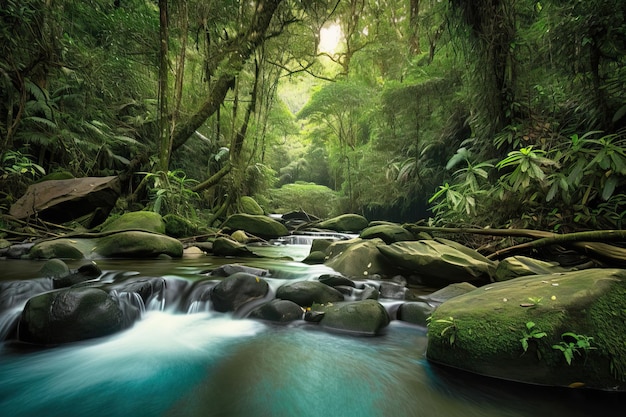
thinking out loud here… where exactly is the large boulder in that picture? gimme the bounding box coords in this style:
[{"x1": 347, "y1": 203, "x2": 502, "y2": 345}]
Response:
[
  {"x1": 378, "y1": 238, "x2": 496, "y2": 286},
  {"x1": 28, "y1": 238, "x2": 93, "y2": 260},
  {"x1": 248, "y1": 299, "x2": 304, "y2": 322},
  {"x1": 92, "y1": 231, "x2": 183, "y2": 258},
  {"x1": 359, "y1": 223, "x2": 415, "y2": 244},
  {"x1": 29, "y1": 231, "x2": 183, "y2": 259},
  {"x1": 239, "y1": 196, "x2": 264, "y2": 215},
  {"x1": 9, "y1": 176, "x2": 120, "y2": 227},
  {"x1": 101, "y1": 211, "x2": 166, "y2": 234},
  {"x1": 495, "y1": 255, "x2": 570, "y2": 282},
  {"x1": 221, "y1": 214, "x2": 288, "y2": 239},
  {"x1": 17, "y1": 287, "x2": 138, "y2": 345},
  {"x1": 276, "y1": 280, "x2": 344, "y2": 307},
  {"x1": 317, "y1": 214, "x2": 368, "y2": 233},
  {"x1": 210, "y1": 272, "x2": 270, "y2": 312},
  {"x1": 313, "y1": 299, "x2": 390, "y2": 335},
  {"x1": 211, "y1": 237, "x2": 259, "y2": 257},
  {"x1": 426, "y1": 268, "x2": 626, "y2": 390},
  {"x1": 324, "y1": 238, "x2": 396, "y2": 279}
]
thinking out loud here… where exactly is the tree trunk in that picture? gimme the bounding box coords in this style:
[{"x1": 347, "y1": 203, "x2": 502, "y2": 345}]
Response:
[
  {"x1": 170, "y1": 0, "x2": 283, "y2": 152},
  {"x1": 157, "y1": 0, "x2": 171, "y2": 172},
  {"x1": 409, "y1": 0, "x2": 421, "y2": 54}
]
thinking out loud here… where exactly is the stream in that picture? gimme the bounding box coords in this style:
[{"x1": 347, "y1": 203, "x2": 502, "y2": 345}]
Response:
[{"x1": 0, "y1": 243, "x2": 623, "y2": 417}]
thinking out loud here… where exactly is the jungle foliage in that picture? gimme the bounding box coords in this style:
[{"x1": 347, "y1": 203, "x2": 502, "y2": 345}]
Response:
[{"x1": 1, "y1": 0, "x2": 625, "y2": 232}]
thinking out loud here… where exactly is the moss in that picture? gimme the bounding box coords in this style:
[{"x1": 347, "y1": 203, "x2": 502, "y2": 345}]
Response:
[
  {"x1": 427, "y1": 269, "x2": 626, "y2": 388},
  {"x1": 588, "y1": 281, "x2": 626, "y2": 382},
  {"x1": 163, "y1": 213, "x2": 197, "y2": 238},
  {"x1": 101, "y1": 211, "x2": 166, "y2": 234}
]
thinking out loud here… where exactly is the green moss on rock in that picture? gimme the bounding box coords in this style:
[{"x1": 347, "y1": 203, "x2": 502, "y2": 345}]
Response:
[
  {"x1": 101, "y1": 211, "x2": 166, "y2": 234},
  {"x1": 427, "y1": 269, "x2": 626, "y2": 390}
]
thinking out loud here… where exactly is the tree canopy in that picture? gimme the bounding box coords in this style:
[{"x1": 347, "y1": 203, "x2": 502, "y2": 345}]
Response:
[{"x1": 1, "y1": 0, "x2": 625, "y2": 232}]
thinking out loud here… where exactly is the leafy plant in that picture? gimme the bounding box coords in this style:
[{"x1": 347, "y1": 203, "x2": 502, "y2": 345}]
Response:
[
  {"x1": 0, "y1": 150, "x2": 45, "y2": 179},
  {"x1": 496, "y1": 146, "x2": 556, "y2": 191},
  {"x1": 520, "y1": 321, "x2": 547, "y2": 354},
  {"x1": 142, "y1": 170, "x2": 200, "y2": 217},
  {"x1": 552, "y1": 332, "x2": 596, "y2": 365},
  {"x1": 428, "y1": 316, "x2": 458, "y2": 346}
]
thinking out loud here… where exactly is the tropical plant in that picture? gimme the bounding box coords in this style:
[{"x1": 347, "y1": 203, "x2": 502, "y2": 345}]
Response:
[
  {"x1": 0, "y1": 150, "x2": 45, "y2": 180},
  {"x1": 520, "y1": 321, "x2": 547, "y2": 355},
  {"x1": 552, "y1": 332, "x2": 596, "y2": 365},
  {"x1": 427, "y1": 316, "x2": 458, "y2": 346},
  {"x1": 142, "y1": 170, "x2": 200, "y2": 218}
]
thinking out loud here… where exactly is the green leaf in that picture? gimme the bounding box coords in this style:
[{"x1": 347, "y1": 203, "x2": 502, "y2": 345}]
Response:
[{"x1": 602, "y1": 176, "x2": 618, "y2": 201}]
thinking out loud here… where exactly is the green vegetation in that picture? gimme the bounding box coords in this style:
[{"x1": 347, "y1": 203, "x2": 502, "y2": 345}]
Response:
[
  {"x1": 427, "y1": 316, "x2": 458, "y2": 346},
  {"x1": 520, "y1": 321, "x2": 547, "y2": 355},
  {"x1": 552, "y1": 332, "x2": 597, "y2": 365},
  {"x1": 1, "y1": 0, "x2": 625, "y2": 235}
]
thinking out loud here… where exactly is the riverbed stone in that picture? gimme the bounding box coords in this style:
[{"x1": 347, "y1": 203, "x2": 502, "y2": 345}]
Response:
[
  {"x1": 101, "y1": 211, "x2": 166, "y2": 234},
  {"x1": 29, "y1": 238, "x2": 92, "y2": 260},
  {"x1": 248, "y1": 299, "x2": 304, "y2": 322},
  {"x1": 38, "y1": 259, "x2": 70, "y2": 278},
  {"x1": 377, "y1": 238, "x2": 496, "y2": 286},
  {"x1": 360, "y1": 223, "x2": 415, "y2": 244},
  {"x1": 313, "y1": 299, "x2": 390, "y2": 335},
  {"x1": 397, "y1": 302, "x2": 435, "y2": 326},
  {"x1": 93, "y1": 231, "x2": 183, "y2": 258},
  {"x1": 317, "y1": 214, "x2": 368, "y2": 233},
  {"x1": 52, "y1": 262, "x2": 102, "y2": 289},
  {"x1": 426, "y1": 268, "x2": 626, "y2": 390},
  {"x1": 240, "y1": 196, "x2": 264, "y2": 215},
  {"x1": 276, "y1": 280, "x2": 344, "y2": 307},
  {"x1": 163, "y1": 213, "x2": 198, "y2": 238},
  {"x1": 324, "y1": 238, "x2": 396, "y2": 279},
  {"x1": 494, "y1": 255, "x2": 570, "y2": 282},
  {"x1": 423, "y1": 282, "x2": 478, "y2": 306},
  {"x1": 212, "y1": 237, "x2": 259, "y2": 257},
  {"x1": 221, "y1": 213, "x2": 288, "y2": 239},
  {"x1": 210, "y1": 272, "x2": 270, "y2": 313},
  {"x1": 17, "y1": 287, "x2": 138, "y2": 345}
]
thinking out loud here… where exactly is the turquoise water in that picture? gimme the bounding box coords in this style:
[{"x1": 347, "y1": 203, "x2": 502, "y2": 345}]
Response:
[{"x1": 0, "y1": 254, "x2": 623, "y2": 417}]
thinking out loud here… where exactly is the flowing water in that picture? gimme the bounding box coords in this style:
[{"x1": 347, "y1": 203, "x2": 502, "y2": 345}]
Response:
[{"x1": 0, "y1": 245, "x2": 623, "y2": 417}]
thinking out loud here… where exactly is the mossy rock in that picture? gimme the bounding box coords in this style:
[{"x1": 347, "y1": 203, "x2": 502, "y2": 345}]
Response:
[
  {"x1": 248, "y1": 299, "x2": 304, "y2": 322},
  {"x1": 36, "y1": 171, "x2": 74, "y2": 183},
  {"x1": 240, "y1": 196, "x2": 264, "y2": 215},
  {"x1": 18, "y1": 287, "x2": 137, "y2": 345},
  {"x1": 378, "y1": 238, "x2": 496, "y2": 286},
  {"x1": 360, "y1": 223, "x2": 415, "y2": 244},
  {"x1": 212, "y1": 237, "x2": 259, "y2": 257},
  {"x1": 38, "y1": 258, "x2": 71, "y2": 278},
  {"x1": 427, "y1": 269, "x2": 626, "y2": 390},
  {"x1": 93, "y1": 231, "x2": 183, "y2": 258},
  {"x1": 163, "y1": 213, "x2": 197, "y2": 238},
  {"x1": 210, "y1": 272, "x2": 270, "y2": 313},
  {"x1": 29, "y1": 238, "x2": 93, "y2": 260},
  {"x1": 313, "y1": 299, "x2": 390, "y2": 336},
  {"x1": 317, "y1": 214, "x2": 368, "y2": 233},
  {"x1": 101, "y1": 211, "x2": 166, "y2": 234},
  {"x1": 276, "y1": 280, "x2": 344, "y2": 307},
  {"x1": 324, "y1": 238, "x2": 396, "y2": 279},
  {"x1": 221, "y1": 213, "x2": 288, "y2": 239},
  {"x1": 495, "y1": 255, "x2": 570, "y2": 282}
]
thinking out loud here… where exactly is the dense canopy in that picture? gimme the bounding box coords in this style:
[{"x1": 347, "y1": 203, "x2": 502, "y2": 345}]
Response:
[{"x1": 1, "y1": 0, "x2": 625, "y2": 232}]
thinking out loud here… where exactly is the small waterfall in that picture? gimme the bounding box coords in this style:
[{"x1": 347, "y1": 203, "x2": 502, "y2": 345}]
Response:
[
  {"x1": 114, "y1": 291, "x2": 146, "y2": 315},
  {"x1": 0, "y1": 307, "x2": 21, "y2": 341},
  {"x1": 270, "y1": 232, "x2": 358, "y2": 246},
  {"x1": 187, "y1": 299, "x2": 212, "y2": 314}
]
